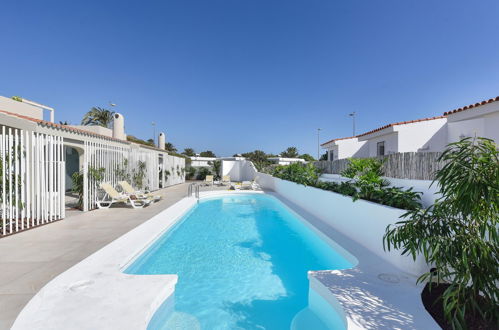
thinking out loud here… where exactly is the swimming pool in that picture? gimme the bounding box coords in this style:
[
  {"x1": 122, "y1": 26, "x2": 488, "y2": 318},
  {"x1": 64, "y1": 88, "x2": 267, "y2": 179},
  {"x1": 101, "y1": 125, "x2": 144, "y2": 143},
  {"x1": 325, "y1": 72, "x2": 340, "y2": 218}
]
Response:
[{"x1": 125, "y1": 194, "x2": 354, "y2": 329}]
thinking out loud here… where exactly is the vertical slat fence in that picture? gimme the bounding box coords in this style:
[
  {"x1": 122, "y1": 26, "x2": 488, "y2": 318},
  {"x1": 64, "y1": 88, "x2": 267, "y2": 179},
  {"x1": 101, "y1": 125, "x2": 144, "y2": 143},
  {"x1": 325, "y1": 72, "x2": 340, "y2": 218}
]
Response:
[
  {"x1": 314, "y1": 152, "x2": 446, "y2": 180},
  {"x1": 0, "y1": 126, "x2": 65, "y2": 236}
]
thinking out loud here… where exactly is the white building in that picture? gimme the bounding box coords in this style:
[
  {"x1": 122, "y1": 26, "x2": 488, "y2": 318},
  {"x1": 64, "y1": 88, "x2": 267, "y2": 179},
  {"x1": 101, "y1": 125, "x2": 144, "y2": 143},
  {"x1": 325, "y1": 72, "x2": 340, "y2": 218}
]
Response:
[
  {"x1": 0, "y1": 96, "x2": 185, "y2": 236},
  {"x1": 444, "y1": 96, "x2": 499, "y2": 144},
  {"x1": 267, "y1": 157, "x2": 306, "y2": 165},
  {"x1": 357, "y1": 116, "x2": 448, "y2": 157},
  {"x1": 321, "y1": 116, "x2": 447, "y2": 159},
  {"x1": 320, "y1": 136, "x2": 367, "y2": 161},
  {"x1": 190, "y1": 156, "x2": 217, "y2": 167}
]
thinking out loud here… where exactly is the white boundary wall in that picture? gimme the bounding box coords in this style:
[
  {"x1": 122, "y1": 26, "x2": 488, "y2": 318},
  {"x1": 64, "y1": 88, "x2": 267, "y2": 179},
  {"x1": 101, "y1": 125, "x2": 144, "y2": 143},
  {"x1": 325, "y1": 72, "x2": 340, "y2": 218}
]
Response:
[
  {"x1": 1, "y1": 126, "x2": 65, "y2": 235},
  {"x1": 256, "y1": 173, "x2": 429, "y2": 276},
  {"x1": 221, "y1": 160, "x2": 257, "y2": 181}
]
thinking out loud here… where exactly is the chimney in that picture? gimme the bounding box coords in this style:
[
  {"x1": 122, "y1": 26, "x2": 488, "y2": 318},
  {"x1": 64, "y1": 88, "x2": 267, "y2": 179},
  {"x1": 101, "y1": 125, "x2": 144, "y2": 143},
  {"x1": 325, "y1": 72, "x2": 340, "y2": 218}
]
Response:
[
  {"x1": 158, "y1": 132, "x2": 166, "y2": 150},
  {"x1": 113, "y1": 113, "x2": 126, "y2": 140}
]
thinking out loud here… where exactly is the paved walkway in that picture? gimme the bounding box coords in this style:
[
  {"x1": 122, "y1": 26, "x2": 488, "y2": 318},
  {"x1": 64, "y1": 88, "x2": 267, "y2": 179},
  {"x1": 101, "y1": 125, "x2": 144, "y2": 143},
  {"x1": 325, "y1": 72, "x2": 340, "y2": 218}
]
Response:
[{"x1": 0, "y1": 182, "x2": 227, "y2": 329}]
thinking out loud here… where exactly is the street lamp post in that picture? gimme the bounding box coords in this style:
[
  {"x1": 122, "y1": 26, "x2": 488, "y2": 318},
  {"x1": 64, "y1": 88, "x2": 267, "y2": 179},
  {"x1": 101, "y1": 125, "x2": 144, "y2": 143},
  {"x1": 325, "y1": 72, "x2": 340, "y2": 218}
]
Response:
[
  {"x1": 349, "y1": 112, "x2": 356, "y2": 136},
  {"x1": 317, "y1": 128, "x2": 322, "y2": 160},
  {"x1": 152, "y1": 122, "x2": 156, "y2": 147}
]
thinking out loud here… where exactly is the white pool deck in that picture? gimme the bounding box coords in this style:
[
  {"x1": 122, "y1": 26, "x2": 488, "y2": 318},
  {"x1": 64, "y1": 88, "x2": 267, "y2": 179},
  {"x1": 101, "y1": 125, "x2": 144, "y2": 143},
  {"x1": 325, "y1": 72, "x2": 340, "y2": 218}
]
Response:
[{"x1": 9, "y1": 189, "x2": 439, "y2": 330}]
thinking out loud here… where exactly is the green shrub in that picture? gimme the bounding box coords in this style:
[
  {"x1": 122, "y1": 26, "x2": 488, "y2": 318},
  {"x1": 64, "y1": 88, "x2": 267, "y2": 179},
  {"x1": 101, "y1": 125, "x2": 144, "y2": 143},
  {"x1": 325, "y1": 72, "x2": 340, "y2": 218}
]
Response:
[
  {"x1": 341, "y1": 158, "x2": 384, "y2": 179},
  {"x1": 384, "y1": 137, "x2": 499, "y2": 328},
  {"x1": 71, "y1": 166, "x2": 105, "y2": 210},
  {"x1": 196, "y1": 167, "x2": 212, "y2": 180},
  {"x1": 209, "y1": 160, "x2": 222, "y2": 180},
  {"x1": 315, "y1": 181, "x2": 357, "y2": 196},
  {"x1": 272, "y1": 158, "x2": 421, "y2": 211},
  {"x1": 185, "y1": 166, "x2": 196, "y2": 180},
  {"x1": 272, "y1": 163, "x2": 320, "y2": 186}
]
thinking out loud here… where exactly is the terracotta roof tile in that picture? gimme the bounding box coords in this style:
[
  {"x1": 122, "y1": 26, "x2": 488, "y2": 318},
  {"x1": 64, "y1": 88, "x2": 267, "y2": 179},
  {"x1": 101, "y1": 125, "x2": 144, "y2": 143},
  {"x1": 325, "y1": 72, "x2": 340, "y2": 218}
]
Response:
[
  {"x1": 321, "y1": 115, "x2": 446, "y2": 146},
  {"x1": 320, "y1": 135, "x2": 357, "y2": 146},
  {"x1": 357, "y1": 115, "x2": 446, "y2": 137},
  {"x1": 443, "y1": 96, "x2": 499, "y2": 115},
  {"x1": 0, "y1": 109, "x2": 129, "y2": 143}
]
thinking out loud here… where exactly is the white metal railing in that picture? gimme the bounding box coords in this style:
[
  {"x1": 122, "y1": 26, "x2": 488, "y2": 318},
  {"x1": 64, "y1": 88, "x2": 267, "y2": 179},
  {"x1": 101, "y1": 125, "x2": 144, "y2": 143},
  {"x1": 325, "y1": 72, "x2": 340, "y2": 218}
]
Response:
[
  {"x1": 187, "y1": 182, "x2": 199, "y2": 199},
  {"x1": 1, "y1": 126, "x2": 65, "y2": 236}
]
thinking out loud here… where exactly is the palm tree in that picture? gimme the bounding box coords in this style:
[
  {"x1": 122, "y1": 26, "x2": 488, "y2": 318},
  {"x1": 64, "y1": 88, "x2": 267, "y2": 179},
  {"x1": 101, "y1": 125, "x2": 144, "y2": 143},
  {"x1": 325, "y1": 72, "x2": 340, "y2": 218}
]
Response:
[
  {"x1": 81, "y1": 107, "x2": 115, "y2": 127},
  {"x1": 165, "y1": 143, "x2": 177, "y2": 153},
  {"x1": 281, "y1": 147, "x2": 299, "y2": 158},
  {"x1": 182, "y1": 148, "x2": 195, "y2": 157}
]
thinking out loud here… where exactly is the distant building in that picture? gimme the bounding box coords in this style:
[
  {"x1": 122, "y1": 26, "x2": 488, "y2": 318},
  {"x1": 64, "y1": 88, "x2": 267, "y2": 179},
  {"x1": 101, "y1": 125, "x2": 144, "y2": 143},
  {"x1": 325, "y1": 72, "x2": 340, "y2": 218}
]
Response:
[
  {"x1": 267, "y1": 157, "x2": 306, "y2": 165},
  {"x1": 321, "y1": 116, "x2": 447, "y2": 159},
  {"x1": 190, "y1": 156, "x2": 217, "y2": 167},
  {"x1": 0, "y1": 94, "x2": 185, "y2": 229},
  {"x1": 320, "y1": 136, "x2": 367, "y2": 161},
  {"x1": 356, "y1": 116, "x2": 448, "y2": 157}
]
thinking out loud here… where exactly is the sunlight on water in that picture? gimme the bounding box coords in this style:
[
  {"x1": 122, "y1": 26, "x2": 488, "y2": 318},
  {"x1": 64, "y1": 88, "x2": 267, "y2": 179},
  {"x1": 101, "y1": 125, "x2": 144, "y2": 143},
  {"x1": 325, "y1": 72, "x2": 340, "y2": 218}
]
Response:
[{"x1": 126, "y1": 194, "x2": 352, "y2": 329}]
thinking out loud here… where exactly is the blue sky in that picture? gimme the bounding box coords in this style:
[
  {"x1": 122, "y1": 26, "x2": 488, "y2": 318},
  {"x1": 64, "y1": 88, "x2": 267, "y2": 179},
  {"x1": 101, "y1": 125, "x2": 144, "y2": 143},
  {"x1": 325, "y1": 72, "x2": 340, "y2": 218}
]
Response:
[{"x1": 1, "y1": 0, "x2": 499, "y2": 157}]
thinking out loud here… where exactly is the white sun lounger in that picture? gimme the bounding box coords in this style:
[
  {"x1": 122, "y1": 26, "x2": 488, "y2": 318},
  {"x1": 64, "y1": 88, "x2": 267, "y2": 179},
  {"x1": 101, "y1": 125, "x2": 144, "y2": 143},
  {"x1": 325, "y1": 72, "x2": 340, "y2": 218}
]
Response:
[
  {"x1": 97, "y1": 183, "x2": 151, "y2": 209},
  {"x1": 118, "y1": 181, "x2": 161, "y2": 202}
]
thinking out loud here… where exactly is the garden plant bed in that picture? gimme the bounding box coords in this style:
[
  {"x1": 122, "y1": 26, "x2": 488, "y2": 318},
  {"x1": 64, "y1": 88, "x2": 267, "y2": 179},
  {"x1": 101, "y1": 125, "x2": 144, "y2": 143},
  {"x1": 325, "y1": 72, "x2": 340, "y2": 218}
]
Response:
[{"x1": 421, "y1": 283, "x2": 497, "y2": 330}]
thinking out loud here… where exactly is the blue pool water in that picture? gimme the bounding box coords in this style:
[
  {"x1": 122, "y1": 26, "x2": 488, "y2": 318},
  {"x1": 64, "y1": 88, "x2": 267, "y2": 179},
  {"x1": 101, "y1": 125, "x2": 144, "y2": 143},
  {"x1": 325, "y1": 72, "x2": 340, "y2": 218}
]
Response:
[{"x1": 125, "y1": 194, "x2": 353, "y2": 329}]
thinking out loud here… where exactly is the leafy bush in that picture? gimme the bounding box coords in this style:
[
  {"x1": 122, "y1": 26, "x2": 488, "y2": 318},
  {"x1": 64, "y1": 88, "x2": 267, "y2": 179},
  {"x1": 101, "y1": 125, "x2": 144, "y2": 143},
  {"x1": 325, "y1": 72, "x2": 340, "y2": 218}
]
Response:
[
  {"x1": 272, "y1": 157, "x2": 422, "y2": 210},
  {"x1": 369, "y1": 186, "x2": 422, "y2": 211},
  {"x1": 71, "y1": 166, "x2": 105, "y2": 210},
  {"x1": 196, "y1": 167, "x2": 212, "y2": 180},
  {"x1": 132, "y1": 161, "x2": 147, "y2": 189},
  {"x1": 341, "y1": 157, "x2": 385, "y2": 180},
  {"x1": 315, "y1": 181, "x2": 357, "y2": 196},
  {"x1": 185, "y1": 166, "x2": 196, "y2": 180},
  {"x1": 299, "y1": 153, "x2": 315, "y2": 162},
  {"x1": 272, "y1": 163, "x2": 320, "y2": 186},
  {"x1": 210, "y1": 160, "x2": 222, "y2": 180},
  {"x1": 384, "y1": 137, "x2": 499, "y2": 328}
]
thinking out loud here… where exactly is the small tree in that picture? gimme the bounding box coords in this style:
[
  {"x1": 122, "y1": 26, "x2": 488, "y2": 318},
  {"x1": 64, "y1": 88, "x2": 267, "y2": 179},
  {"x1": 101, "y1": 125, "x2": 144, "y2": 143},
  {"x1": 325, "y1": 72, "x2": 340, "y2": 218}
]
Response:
[
  {"x1": 182, "y1": 148, "x2": 195, "y2": 157},
  {"x1": 132, "y1": 161, "x2": 147, "y2": 189},
  {"x1": 210, "y1": 160, "x2": 222, "y2": 180},
  {"x1": 200, "y1": 150, "x2": 216, "y2": 157},
  {"x1": 281, "y1": 147, "x2": 299, "y2": 158},
  {"x1": 72, "y1": 166, "x2": 105, "y2": 210},
  {"x1": 81, "y1": 107, "x2": 115, "y2": 127},
  {"x1": 165, "y1": 143, "x2": 177, "y2": 153},
  {"x1": 197, "y1": 167, "x2": 212, "y2": 180},
  {"x1": 240, "y1": 150, "x2": 271, "y2": 170},
  {"x1": 299, "y1": 154, "x2": 315, "y2": 162},
  {"x1": 384, "y1": 137, "x2": 499, "y2": 328}
]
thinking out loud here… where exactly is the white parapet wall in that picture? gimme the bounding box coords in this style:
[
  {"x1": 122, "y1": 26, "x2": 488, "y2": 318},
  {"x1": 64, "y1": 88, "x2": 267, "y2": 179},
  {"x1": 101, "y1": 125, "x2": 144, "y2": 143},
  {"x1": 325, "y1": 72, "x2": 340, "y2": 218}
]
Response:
[
  {"x1": 222, "y1": 160, "x2": 257, "y2": 181},
  {"x1": 255, "y1": 173, "x2": 429, "y2": 276}
]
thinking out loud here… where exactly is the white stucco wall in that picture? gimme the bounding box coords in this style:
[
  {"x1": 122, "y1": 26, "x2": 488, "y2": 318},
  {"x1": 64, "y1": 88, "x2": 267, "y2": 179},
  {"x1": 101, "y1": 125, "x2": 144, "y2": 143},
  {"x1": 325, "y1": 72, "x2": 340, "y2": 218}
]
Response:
[
  {"x1": 322, "y1": 138, "x2": 368, "y2": 160},
  {"x1": 364, "y1": 132, "x2": 399, "y2": 157},
  {"x1": 484, "y1": 112, "x2": 499, "y2": 143},
  {"x1": 397, "y1": 118, "x2": 448, "y2": 152},
  {"x1": 446, "y1": 101, "x2": 499, "y2": 144},
  {"x1": 221, "y1": 160, "x2": 257, "y2": 181},
  {"x1": 0, "y1": 96, "x2": 44, "y2": 119},
  {"x1": 69, "y1": 125, "x2": 113, "y2": 137},
  {"x1": 447, "y1": 111, "x2": 498, "y2": 144}
]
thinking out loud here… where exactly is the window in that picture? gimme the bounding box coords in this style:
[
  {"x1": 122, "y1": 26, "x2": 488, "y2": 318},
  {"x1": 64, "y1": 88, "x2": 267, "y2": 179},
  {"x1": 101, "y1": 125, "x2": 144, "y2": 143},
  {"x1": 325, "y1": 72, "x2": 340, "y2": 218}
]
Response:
[
  {"x1": 377, "y1": 141, "x2": 385, "y2": 156},
  {"x1": 329, "y1": 150, "x2": 334, "y2": 161}
]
